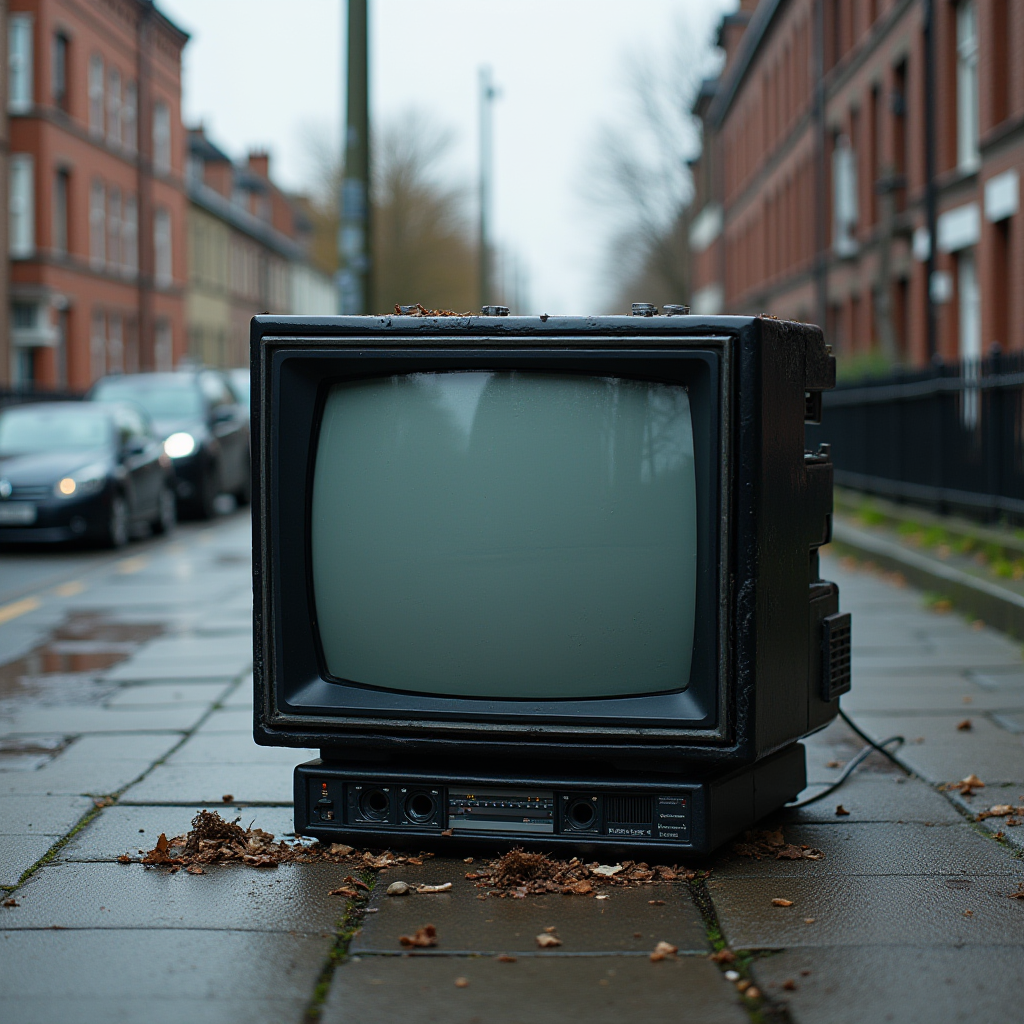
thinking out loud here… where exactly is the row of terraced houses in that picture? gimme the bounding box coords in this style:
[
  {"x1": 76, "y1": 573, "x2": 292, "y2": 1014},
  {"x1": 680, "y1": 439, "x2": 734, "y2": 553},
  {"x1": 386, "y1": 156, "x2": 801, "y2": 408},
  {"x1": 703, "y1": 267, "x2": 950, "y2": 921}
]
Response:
[
  {"x1": 0, "y1": 0, "x2": 335, "y2": 390},
  {"x1": 690, "y1": 0, "x2": 1024, "y2": 367}
]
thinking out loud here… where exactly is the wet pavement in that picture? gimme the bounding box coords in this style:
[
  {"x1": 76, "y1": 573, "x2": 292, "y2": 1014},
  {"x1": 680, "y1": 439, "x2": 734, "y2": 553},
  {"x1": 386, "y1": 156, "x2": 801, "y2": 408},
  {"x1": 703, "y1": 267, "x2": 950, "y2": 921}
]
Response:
[{"x1": 0, "y1": 522, "x2": 1022, "y2": 1022}]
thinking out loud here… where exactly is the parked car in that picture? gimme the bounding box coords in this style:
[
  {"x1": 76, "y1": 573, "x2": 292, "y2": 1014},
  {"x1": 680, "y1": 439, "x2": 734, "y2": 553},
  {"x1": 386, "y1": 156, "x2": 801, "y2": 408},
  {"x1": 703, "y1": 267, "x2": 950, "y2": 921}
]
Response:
[
  {"x1": 227, "y1": 368, "x2": 250, "y2": 419},
  {"x1": 0, "y1": 401, "x2": 176, "y2": 548},
  {"x1": 89, "y1": 371, "x2": 249, "y2": 519}
]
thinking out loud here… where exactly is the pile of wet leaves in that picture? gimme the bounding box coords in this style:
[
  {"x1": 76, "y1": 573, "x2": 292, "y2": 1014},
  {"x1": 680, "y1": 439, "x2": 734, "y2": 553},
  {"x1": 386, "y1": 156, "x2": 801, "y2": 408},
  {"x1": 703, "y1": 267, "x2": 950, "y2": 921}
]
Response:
[
  {"x1": 731, "y1": 828, "x2": 824, "y2": 861},
  {"x1": 129, "y1": 810, "x2": 431, "y2": 874},
  {"x1": 465, "y1": 847, "x2": 694, "y2": 898},
  {"x1": 393, "y1": 303, "x2": 472, "y2": 317}
]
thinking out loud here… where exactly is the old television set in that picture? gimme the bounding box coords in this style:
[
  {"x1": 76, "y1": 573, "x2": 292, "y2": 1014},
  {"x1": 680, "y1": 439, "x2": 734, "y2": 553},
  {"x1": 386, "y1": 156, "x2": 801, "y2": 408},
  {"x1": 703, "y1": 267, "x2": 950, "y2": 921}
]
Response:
[{"x1": 251, "y1": 311, "x2": 847, "y2": 854}]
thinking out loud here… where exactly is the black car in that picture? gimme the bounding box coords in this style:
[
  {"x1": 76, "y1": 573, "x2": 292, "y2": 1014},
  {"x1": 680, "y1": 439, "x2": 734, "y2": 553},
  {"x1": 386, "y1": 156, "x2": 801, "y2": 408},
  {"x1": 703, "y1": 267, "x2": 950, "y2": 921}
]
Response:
[
  {"x1": 89, "y1": 371, "x2": 250, "y2": 518},
  {"x1": 0, "y1": 401, "x2": 176, "y2": 548}
]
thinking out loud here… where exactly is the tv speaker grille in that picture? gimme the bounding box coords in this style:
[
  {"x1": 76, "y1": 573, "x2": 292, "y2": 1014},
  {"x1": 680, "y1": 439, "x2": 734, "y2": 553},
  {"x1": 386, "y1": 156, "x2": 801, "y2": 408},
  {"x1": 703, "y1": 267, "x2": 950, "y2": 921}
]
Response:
[
  {"x1": 822, "y1": 612, "x2": 852, "y2": 701},
  {"x1": 604, "y1": 795, "x2": 654, "y2": 825}
]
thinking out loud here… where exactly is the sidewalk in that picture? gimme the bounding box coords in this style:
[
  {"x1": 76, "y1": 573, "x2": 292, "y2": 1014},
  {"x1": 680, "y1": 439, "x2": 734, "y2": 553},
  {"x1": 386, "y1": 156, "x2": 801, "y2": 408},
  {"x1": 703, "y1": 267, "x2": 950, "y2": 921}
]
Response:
[{"x1": 1, "y1": 522, "x2": 1022, "y2": 1023}]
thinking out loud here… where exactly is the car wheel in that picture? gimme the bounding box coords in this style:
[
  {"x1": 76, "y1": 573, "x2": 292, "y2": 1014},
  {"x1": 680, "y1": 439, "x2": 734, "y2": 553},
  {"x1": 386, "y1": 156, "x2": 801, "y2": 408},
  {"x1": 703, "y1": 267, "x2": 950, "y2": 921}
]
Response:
[
  {"x1": 151, "y1": 484, "x2": 177, "y2": 535},
  {"x1": 101, "y1": 494, "x2": 130, "y2": 549}
]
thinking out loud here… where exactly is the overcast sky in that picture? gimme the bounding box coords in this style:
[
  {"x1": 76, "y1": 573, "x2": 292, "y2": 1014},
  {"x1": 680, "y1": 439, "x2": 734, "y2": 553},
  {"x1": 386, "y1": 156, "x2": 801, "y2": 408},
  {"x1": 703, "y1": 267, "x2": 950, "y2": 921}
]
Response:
[{"x1": 157, "y1": 0, "x2": 731, "y2": 313}]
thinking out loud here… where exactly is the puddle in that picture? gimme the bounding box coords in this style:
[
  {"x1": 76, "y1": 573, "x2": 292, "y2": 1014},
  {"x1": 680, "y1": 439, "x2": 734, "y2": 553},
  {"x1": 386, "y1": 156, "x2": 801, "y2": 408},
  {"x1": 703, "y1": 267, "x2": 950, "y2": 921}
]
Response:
[
  {"x1": 0, "y1": 612, "x2": 164, "y2": 710},
  {"x1": 0, "y1": 734, "x2": 70, "y2": 771}
]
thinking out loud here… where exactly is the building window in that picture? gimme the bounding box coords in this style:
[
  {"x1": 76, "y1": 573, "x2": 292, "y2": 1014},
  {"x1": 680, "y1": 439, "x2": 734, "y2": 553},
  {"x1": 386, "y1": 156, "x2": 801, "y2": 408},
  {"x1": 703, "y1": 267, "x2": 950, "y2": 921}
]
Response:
[
  {"x1": 121, "y1": 194, "x2": 138, "y2": 278},
  {"x1": 107, "y1": 68, "x2": 121, "y2": 146},
  {"x1": 956, "y1": 1, "x2": 979, "y2": 172},
  {"x1": 957, "y1": 249, "x2": 980, "y2": 361},
  {"x1": 123, "y1": 81, "x2": 137, "y2": 152},
  {"x1": 152, "y1": 101, "x2": 171, "y2": 174},
  {"x1": 53, "y1": 169, "x2": 69, "y2": 255},
  {"x1": 154, "y1": 319, "x2": 173, "y2": 371},
  {"x1": 9, "y1": 155, "x2": 35, "y2": 258},
  {"x1": 52, "y1": 32, "x2": 68, "y2": 111},
  {"x1": 89, "y1": 179, "x2": 106, "y2": 268},
  {"x1": 88, "y1": 54, "x2": 104, "y2": 136},
  {"x1": 154, "y1": 208, "x2": 172, "y2": 288},
  {"x1": 107, "y1": 313, "x2": 123, "y2": 374},
  {"x1": 832, "y1": 133, "x2": 858, "y2": 256},
  {"x1": 90, "y1": 310, "x2": 106, "y2": 381},
  {"x1": 107, "y1": 187, "x2": 121, "y2": 271},
  {"x1": 12, "y1": 301, "x2": 36, "y2": 329},
  {"x1": 8, "y1": 15, "x2": 34, "y2": 114}
]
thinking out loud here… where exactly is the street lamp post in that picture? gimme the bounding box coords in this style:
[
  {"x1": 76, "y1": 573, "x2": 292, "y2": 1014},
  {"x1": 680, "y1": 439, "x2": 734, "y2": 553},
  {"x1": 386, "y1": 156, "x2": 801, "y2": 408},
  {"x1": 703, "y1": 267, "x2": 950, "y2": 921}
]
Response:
[
  {"x1": 338, "y1": 0, "x2": 370, "y2": 314},
  {"x1": 478, "y1": 66, "x2": 498, "y2": 311}
]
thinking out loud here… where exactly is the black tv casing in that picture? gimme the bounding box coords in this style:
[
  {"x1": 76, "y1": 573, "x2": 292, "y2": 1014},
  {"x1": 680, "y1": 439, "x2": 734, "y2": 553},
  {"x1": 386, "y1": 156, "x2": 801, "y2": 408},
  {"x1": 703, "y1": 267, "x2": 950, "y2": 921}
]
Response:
[{"x1": 251, "y1": 313, "x2": 843, "y2": 855}]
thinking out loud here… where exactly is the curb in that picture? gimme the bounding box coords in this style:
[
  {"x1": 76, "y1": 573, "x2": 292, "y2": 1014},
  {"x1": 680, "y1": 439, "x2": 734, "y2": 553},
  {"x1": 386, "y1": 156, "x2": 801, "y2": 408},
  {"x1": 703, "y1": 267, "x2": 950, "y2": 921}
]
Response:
[{"x1": 831, "y1": 520, "x2": 1024, "y2": 641}]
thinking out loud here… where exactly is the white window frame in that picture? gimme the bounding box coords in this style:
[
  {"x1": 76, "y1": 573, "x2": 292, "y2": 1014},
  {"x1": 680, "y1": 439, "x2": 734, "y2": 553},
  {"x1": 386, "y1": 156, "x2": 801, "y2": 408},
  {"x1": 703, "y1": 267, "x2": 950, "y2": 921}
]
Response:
[
  {"x1": 956, "y1": 1, "x2": 980, "y2": 172},
  {"x1": 8, "y1": 15, "x2": 34, "y2": 114},
  {"x1": 122, "y1": 81, "x2": 137, "y2": 153},
  {"x1": 107, "y1": 186, "x2": 121, "y2": 272},
  {"x1": 121, "y1": 194, "x2": 138, "y2": 278},
  {"x1": 88, "y1": 54, "x2": 104, "y2": 136},
  {"x1": 90, "y1": 309, "x2": 106, "y2": 381},
  {"x1": 9, "y1": 154, "x2": 35, "y2": 258},
  {"x1": 89, "y1": 179, "x2": 106, "y2": 268},
  {"x1": 154, "y1": 207, "x2": 172, "y2": 288},
  {"x1": 107, "y1": 67, "x2": 122, "y2": 146},
  {"x1": 152, "y1": 101, "x2": 171, "y2": 175}
]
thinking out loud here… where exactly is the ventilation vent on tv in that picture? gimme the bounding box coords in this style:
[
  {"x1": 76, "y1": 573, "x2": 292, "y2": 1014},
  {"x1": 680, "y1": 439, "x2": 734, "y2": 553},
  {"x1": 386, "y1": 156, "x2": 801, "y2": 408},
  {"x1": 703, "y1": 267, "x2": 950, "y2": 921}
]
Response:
[
  {"x1": 604, "y1": 795, "x2": 655, "y2": 825},
  {"x1": 822, "y1": 612, "x2": 852, "y2": 701}
]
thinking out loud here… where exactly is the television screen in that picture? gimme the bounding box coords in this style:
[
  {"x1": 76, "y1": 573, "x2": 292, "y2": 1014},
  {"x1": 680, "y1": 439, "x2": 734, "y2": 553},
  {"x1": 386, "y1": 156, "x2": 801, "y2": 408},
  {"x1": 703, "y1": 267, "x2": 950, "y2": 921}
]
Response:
[{"x1": 311, "y1": 371, "x2": 697, "y2": 700}]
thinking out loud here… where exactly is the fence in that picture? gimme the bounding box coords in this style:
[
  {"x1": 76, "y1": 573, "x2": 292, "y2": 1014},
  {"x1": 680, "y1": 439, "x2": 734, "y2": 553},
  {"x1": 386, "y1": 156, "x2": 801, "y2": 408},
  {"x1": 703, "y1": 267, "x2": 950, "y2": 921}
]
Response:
[{"x1": 806, "y1": 350, "x2": 1024, "y2": 521}]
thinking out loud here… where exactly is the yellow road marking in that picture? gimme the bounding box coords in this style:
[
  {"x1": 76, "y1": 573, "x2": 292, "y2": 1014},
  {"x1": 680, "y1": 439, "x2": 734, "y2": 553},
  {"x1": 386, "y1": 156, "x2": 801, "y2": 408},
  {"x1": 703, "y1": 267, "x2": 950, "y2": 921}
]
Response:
[
  {"x1": 116, "y1": 556, "x2": 148, "y2": 575},
  {"x1": 0, "y1": 595, "x2": 42, "y2": 625},
  {"x1": 53, "y1": 580, "x2": 85, "y2": 597}
]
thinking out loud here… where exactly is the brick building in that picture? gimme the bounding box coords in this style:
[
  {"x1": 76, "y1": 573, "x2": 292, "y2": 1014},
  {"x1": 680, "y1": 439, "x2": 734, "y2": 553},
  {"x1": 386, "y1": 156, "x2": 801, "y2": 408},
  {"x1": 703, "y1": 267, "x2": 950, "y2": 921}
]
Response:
[
  {"x1": 0, "y1": 2, "x2": 10, "y2": 385},
  {"x1": 7, "y1": 0, "x2": 188, "y2": 389},
  {"x1": 186, "y1": 128, "x2": 336, "y2": 370},
  {"x1": 689, "y1": 0, "x2": 1023, "y2": 368}
]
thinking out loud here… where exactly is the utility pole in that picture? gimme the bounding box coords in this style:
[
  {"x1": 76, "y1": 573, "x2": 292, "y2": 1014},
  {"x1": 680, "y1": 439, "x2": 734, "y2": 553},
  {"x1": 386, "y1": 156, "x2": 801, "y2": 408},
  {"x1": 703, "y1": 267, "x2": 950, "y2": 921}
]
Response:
[
  {"x1": 338, "y1": 0, "x2": 370, "y2": 314},
  {"x1": 478, "y1": 66, "x2": 498, "y2": 310}
]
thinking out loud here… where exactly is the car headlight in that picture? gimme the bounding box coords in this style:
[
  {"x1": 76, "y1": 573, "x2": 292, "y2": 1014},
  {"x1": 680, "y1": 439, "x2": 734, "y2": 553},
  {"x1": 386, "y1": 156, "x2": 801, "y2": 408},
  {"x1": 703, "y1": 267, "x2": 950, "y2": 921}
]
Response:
[
  {"x1": 55, "y1": 462, "x2": 107, "y2": 499},
  {"x1": 164, "y1": 432, "x2": 196, "y2": 459}
]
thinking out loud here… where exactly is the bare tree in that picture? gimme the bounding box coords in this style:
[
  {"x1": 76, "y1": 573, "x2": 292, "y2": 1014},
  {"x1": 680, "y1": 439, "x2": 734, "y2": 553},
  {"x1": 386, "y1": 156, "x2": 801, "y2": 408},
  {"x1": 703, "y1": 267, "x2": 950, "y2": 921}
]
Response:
[
  {"x1": 588, "y1": 19, "x2": 720, "y2": 312},
  {"x1": 298, "y1": 111, "x2": 477, "y2": 313}
]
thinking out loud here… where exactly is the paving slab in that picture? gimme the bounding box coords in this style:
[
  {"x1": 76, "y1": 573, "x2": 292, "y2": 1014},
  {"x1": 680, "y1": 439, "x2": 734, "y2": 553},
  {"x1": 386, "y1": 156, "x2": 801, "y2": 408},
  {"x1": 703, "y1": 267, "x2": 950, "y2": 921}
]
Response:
[
  {"x1": 749, "y1": 945, "x2": 1024, "y2": 1024},
  {"x1": 853, "y1": 713, "x2": 1024, "y2": 784},
  {"x1": 0, "y1": 929, "x2": 331, "y2": 1024},
  {"x1": 166, "y1": 731, "x2": 316, "y2": 765},
  {"x1": 844, "y1": 675, "x2": 1024, "y2": 712},
  {"x1": 779, "y1": 774, "x2": 963, "y2": 824},
  {"x1": 352, "y1": 862, "x2": 708, "y2": 955},
  {"x1": 712, "y1": 822, "x2": 1017, "y2": 877},
  {"x1": 191, "y1": 708, "x2": 259, "y2": 734},
  {"x1": 0, "y1": 834, "x2": 57, "y2": 885},
  {"x1": 0, "y1": 705, "x2": 208, "y2": 734},
  {"x1": 104, "y1": 682, "x2": 232, "y2": 707},
  {"x1": 61, "y1": 804, "x2": 299, "y2": 861},
  {"x1": 121, "y1": 762, "x2": 292, "y2": 804},
  {"x1": 709, "y1": 875, "x2": 1024, "y2": 948},
  {"x1": 0, "y1": 794, "x2": 93, "y2": 835},
  {"x1": 322, "y1": 954, "x2": 749, "y2": 1024},
  {"x1": 3, "y1": 860, "x2": 345, "y2": 932}
]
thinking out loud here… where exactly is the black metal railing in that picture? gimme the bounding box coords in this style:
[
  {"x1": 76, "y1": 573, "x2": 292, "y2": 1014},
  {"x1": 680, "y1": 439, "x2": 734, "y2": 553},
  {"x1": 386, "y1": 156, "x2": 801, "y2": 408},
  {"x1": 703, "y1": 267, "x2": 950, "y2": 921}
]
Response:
[{"x1": 806, "y1": 350, "x2": 1024, "y2": 520}]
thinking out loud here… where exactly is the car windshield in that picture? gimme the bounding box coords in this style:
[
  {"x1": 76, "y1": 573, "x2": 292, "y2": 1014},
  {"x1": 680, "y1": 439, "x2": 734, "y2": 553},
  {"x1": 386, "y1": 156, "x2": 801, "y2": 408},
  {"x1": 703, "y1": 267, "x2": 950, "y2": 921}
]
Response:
[
  {"x1": 92, "y1": 379, "x2": 204, "y2": 420},
  {"x1": 0, "y1": 406, "x2": 111, "y2": 455}
]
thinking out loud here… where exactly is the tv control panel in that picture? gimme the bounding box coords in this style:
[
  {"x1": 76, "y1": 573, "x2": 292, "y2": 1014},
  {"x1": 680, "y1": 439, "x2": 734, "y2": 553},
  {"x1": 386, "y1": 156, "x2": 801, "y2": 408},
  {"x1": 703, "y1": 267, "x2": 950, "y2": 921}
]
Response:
[{"x1": 298, "y1": 769, "x2": 692, "y2": 845}]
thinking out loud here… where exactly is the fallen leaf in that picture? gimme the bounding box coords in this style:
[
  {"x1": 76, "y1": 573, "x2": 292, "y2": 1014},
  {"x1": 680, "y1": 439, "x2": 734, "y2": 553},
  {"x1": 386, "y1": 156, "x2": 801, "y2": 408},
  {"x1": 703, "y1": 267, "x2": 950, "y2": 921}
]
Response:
[
  {"x1": 964, "y1": 909, "x2": 974, "y2": 917},
  {"x1": 595, "y1": 894, "x2": 610, "y2": 900},
  {"x1": 93, "y1": 797, "x2": 114, "y2": 808},
  {"x1": 343, "y1": 876, "x2": 370, "y2": 890},
  {"x1": 782, "y1": 979, "x2": 797, "y2": 991},
  {"x1": 221, "y1": 795, "x2": 234, "y2": 803},
  {"x1": 1007, "y1": 884, "x2": 1024, "y2": 900},
  {"x1": 746, "y1": 987, "x2": 762, "y2": 999},
  {"x1": 329, "y1": 843, "x2": 353, "y2": 856},
  {"x1": 736, "y1": 980, "x2": 751, "y2": 992},
  {"x1": 536, "y1": 933, "x2": 563, "y2": 948},
  {"x1": 648, "y1": 900, "x2": 666, "y2": 906},
  {"x1": 593, "y1": 864, "x2": 623, "y2": 877},
  {"x1": 328, "y1": 887, "x2": 359, "y2": 898},
  {"x1": 2, "y1": 898, "x2": 18, "y2": 908},
  {"x1": 710, "y1": 949, "x2": 737, "y2": 964},
  {"x1": 454, "y1": 977, "x2": 470, "y2": 988},
  {"x1": 963, "y1": 774, "x2": 985, "y2": 788},
  {"x1": 117, "y1": 854, "x2": 132, "y2": 864},
  {"x1": 825, "y1": 760, "x2": 842, "y2": 768},
  {"x1": 386, "y1": 881, "x2": 411, "y2": 896},
  {"x1": 772, "y1": 898, "x2": 794, "y2": 907},
  {"x1": 496, "y1": 954, "x2": 517, "y2": 962},
  {"x1": 464, "y1": 857, "x2": 474, "y2": 864},
  {"x1": 957, "y1": 719, "x2": 972, "y2": 731},
  {"x1": 835, "y1": 805, "x2": 850, "y2": 816},
  {"x1": 414, "y1": 882, "x2": 452, "y2": 894},
  {"x1": 804, "y1": 917, "x2": 816, "y2": 924},
  {"x1": 441, "y1": 829, "x2": 454, "y2": 837},
  {"x1": 800, "y1": 969, "x2": 812, "y2": 976},
  {"x1": 186, "y1": 865, "x2": 205, "y2": 875},
  {"x1": 650, "y1": 940, "x2": 678, "y2": 962},
  {"x1": 399, "y1": 924, "x2": 438, "y2": 948},
  {"x1": 543, "y1": 925, "x2": 557, "y2": 933},
  {"x1": 564, "y1": 879, "x2": 593, "y2": 895},
  {"x1": 242, "y1": 854, "x2": 277, "y2": 868}
]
